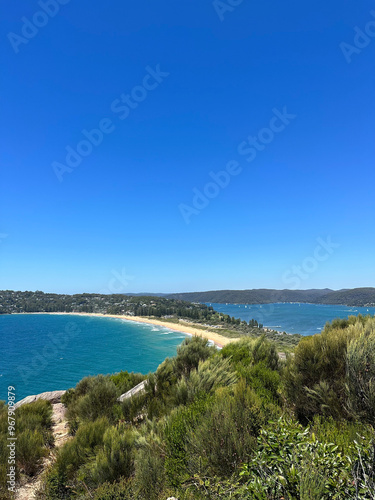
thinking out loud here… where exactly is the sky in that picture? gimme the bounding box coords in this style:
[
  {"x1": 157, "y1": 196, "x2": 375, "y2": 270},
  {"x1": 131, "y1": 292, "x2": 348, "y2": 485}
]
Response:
[{"x1": 1, "y1": 0, "x2": 374, "y2": 294}]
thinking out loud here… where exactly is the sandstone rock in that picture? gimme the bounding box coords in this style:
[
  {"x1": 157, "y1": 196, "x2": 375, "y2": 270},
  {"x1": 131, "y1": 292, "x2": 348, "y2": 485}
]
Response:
[
  {"x1": 14, "y1": 390, "x2": 66, "y2": 409},
  {"x1": 118, "y1": 380, "x2": 147, "y2": 402}
]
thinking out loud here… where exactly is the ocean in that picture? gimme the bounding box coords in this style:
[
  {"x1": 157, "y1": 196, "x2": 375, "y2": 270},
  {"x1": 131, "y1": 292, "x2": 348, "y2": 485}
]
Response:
[
  {"x1": 0, "y1": 314, "x2": 186, "y2": 402},
  {"x1": 1, "y1": 303, "x2": 375, "y2": 402}
]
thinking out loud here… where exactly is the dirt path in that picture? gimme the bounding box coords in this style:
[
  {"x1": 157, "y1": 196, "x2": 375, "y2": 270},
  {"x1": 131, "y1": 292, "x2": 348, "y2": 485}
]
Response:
[{"x1": 16, "y1": 403, "x2": 70, "y2": 500}]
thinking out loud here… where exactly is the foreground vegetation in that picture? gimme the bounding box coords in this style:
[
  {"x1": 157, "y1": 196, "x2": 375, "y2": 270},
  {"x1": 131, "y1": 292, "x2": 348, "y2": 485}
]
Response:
[{"x1": 1, "y1": 315, "x2": 375, "y2": 499}]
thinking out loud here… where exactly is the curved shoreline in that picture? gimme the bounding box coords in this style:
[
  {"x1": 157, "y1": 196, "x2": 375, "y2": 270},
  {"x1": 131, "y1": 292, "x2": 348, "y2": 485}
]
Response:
[{"x1": 13, "y1": 312, "x2": 240, "y2": 348}]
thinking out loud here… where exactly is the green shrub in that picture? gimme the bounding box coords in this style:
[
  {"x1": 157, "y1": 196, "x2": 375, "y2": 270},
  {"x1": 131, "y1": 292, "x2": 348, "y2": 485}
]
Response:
[
  {"x1": 16, "y1": 400, "x2": 53, "y2": 431},
  {"x1": 299, "y1": 462, "x2": 327, "y2": 500},
  {"x1": 14, "y1": 400, "x2": 54, "y2": 448},
  {"x1": 164, "y1": 395, "x2": 214, "y2": 487},
  {"x1": 174, "y1": 336, "x2": 216, "y2": 378},
  {"x1": 92, "y1": 478, "x2": 134, "y2": 499},
  {"x1": 324, "y1": 314, "x2": 368, "y2": 333},
  {"x1": 240, "y1": 417, "x2": 364, "y2": 499},
  {"x1": 17, "y1": 429, "x2": 46, "y2": 475},
  {"x1": 0, "y1": 435, "x2": 12, "y2": 499},
  {"x1": 155, "y1": 357, "x2": 178, "y2": 400},
  {"x1": 6, "y1": 401, "x2": 54, "y2": 477},
  {"x1": 36, "y1": 465, "x2": 71, "y2": 499},
  {"x1": 283, "y1": 321, "x2": 356, "y2": 421},
  {"x1": 56, "y1": 417, "x2": 110, "y2": 480},
  {"x1": 85, "y1": 426, "x2": 136, "y2": 486},
  {"x1": 173, "y1": 355, "x2": 237, "y2": 406},
  {"x1": 284, "y1": 315, "x2": 375, "y2": 423},
  {"x1": 120, "y1": 390, "x2": 149, "y2": 422},
  {"x1": 352, "y1": 439, "x2": 375, "y2": 498},
  {"x1": 311, "y1": 415, "x2": 373, "y2": 457},
  {"x1": 119, "y1": 339, "x2": 218, "y2": 422},
  {"x1": 65, "y1": 375, "x2": 120, "y2": 429},
  {"x1": 186, "y1": 381, "x2": 268, "y2": 478},
  {"x1": 0, "y1": 401, "x2": 53, "y2": 497},
  {"x1": 109, "y1": 371, "x2": 146, "y2": 395},
  {"x1": 242, "y1": 362, "x2": 281, "y2": 404},
  {"x1": 134, "y1": 437, "x2": 166, "y2": 500},
  {"x1": 0, "y1": 407, "x2": 12, "y2": 491},
  {"x1": 346, "y1": 317, "x2": 375, "y2": 424},
  {"x1": 221, "y1": 336, "x2": 279, "y2": 371}
]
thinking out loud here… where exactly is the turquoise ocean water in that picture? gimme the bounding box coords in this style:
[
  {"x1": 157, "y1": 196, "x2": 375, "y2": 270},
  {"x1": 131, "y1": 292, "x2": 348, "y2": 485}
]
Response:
[
  {"x1": 0, "y1": 314, "x2": 187, "y2": 402},
  {"x1": 1, "y1": 304, "x2": 375, "y2": 401}
]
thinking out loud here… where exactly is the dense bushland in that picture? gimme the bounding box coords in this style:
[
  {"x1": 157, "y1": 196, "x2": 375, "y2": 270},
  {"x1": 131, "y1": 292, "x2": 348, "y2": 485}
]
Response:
[{"x1": 2, "y1": 316, "x2": 375, "y2": 499}]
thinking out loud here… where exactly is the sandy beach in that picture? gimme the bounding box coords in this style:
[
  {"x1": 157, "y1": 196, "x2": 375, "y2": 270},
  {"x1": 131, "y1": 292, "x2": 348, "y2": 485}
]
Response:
[{"x1": 26, "y1": 312, "x2": 240, "y2": 347}]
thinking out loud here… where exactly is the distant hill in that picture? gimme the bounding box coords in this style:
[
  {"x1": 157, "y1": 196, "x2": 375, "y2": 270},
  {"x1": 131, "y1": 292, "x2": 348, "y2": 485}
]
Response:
[
  {"x1": 315, "y1": 288, "x2": 375, "y2": 307},
  {"x1": 166, "y1": 289, "x2": 332, "y2": 304},
  {"x1": 166, "y1": 288, "x2": 375, "y2": 307}
]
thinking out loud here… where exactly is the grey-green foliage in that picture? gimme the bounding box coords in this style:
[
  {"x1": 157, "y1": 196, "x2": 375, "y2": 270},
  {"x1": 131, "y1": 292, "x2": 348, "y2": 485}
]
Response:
[
  {"x1": 92, "y1": 478, "x2": 134, "y2": 499},
  {"x1": 346, "y1": 317, "x2": 375, "y2": 424},
  {"x1": 55, "y1": 417, "x2": 110, "y2": 480},
  {"x1": 122, "y1": 336, "x2": 219, "y2": 420},
  {"x1": 83, "y1": 426, "x2": 137, "y2": 486},
  {"x1": 173, "y1": 355, "x2": 238, "y2": 406},
  {"x1": 186, "y1": 381, "x2": 268, "y2": 478},
  {"x1": 109, "y1": 370, "x2": 146, "y2": 394},
  {"x1": 174, "y1": 336, "x2": 216, "y2": 377},
  {"x1": 221, "y1": 335, "x2": 279, "y2": 371},
  {"x1": 283, "y1": 317, "x2": 362, "y2": 421},
  {"x1": 133, "y1": 433, "x2": 166, "y2": 500},
  {"x1": 16, "y1": 429, "x2": 46, "y2": 476},
  {"x1": 65, "y1": 375, "x2": 120, "y2": 429},
  {"x1": 8, "y1": 400, "x2": 53, "y2": 477},
  {"x1": 0, "y1": 401, "x2": 53, "y2": 499},
  {"x1": 299, "y1": 462, "x2": 327, "y2": 500}
]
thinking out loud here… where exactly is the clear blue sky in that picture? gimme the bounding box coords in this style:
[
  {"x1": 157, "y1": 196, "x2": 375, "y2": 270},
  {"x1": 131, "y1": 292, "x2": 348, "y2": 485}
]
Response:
[{"x1": 1, "y1": 0, "x2": 374, "y2": 294}]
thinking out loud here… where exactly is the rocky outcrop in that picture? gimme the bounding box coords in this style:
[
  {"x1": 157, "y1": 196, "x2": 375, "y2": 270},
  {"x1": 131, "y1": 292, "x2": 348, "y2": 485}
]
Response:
[
  {"x1": 14, "y1": 381, "x2": 147, "y2": 409},
  {"x1": 14, "y1": 390, "x2": 66, "y2": 409}
]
